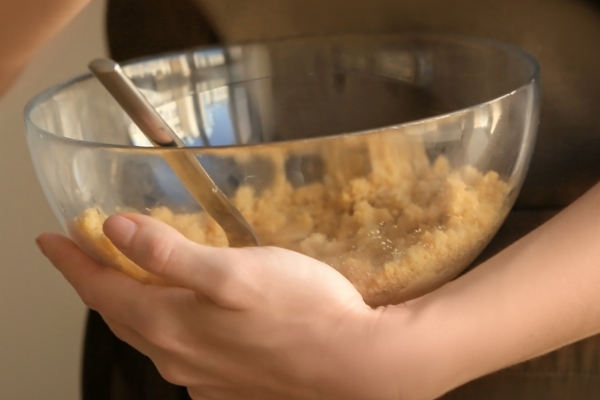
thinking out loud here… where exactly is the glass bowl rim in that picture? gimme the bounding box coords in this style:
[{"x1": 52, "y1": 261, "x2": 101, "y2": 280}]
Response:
[{"x1": 24, "y1": 32, "x2": 541, "y2": 152}]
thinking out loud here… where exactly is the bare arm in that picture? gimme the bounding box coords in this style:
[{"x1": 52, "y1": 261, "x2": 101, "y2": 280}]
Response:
[
  {"x1": 0, "y1": 0, "x2": 89, "y2": 95},
  {"x1": 378, "y1": 181, "x2": 600, "y2": 398},
  {"x1": 36, "y1": 181, "x2": 600, "y2": 400}
]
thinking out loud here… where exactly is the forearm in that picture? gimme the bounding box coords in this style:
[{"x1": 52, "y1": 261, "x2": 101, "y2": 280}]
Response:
[
  {"x1": 381, "y1": 182, "x2": 600, "y2": 399},
  {"x1": 0, "y1": 0, "x2": 89, "y2": 95}
]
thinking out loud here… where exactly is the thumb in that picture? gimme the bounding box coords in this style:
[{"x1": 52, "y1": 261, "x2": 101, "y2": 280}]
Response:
[{"x1": 103, "y1": 214, "x2": 244, "y2": 301}]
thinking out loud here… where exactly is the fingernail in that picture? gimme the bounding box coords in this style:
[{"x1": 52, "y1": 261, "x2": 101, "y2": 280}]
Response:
[
  {"x1": 104, "y1": 215, "x2": 138, "y2": 246},
  {"x1": 35, "y1": 237, "x2": 47, "y2": 257}
]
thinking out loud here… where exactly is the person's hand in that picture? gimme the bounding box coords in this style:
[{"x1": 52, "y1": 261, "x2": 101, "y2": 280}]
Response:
[
  {"x1": 39, "y1": 184, "x2": 600, "y2": 400},
  {"x1": 36, "y1": 214, "x2": 397, "y2": 400}
]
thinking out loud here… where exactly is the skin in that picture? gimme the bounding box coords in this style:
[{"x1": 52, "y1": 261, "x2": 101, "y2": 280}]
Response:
[
  {"x1": 0, "y1": 0, "x2": 89, "y2": 94},
  {"x1": 5, "y1": 1, "x2": 600, "y2": 398},
  {"x1": 37, "y1": 182, "x2": 600, "y2": 400}
]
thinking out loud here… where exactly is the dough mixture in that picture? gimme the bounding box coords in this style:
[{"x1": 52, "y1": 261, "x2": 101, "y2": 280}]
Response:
[{"x1": 73, "y1": 131, "x2": 509, "y2": 306}]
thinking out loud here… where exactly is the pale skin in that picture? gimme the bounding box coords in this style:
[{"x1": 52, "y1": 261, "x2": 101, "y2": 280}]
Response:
[
  {"x1": 36, "y1": 182, "x2": 600, "y2": 400},
  {"x1": 5, "y1": 1, "x2": 600, "y2": 399},
  {"x1": 0, "y1": 0, "x2": 89, "y2": 94}
]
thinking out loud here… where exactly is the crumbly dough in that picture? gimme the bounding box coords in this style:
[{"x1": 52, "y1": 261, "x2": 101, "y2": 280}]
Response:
[{"x1": 73, "y1": 131, "x2": 508, "y2": 306}]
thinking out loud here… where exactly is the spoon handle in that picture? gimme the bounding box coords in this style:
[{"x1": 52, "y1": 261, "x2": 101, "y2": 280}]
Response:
[{"x1": 89, "y1": 58, "x2": 260, "y2": 247}]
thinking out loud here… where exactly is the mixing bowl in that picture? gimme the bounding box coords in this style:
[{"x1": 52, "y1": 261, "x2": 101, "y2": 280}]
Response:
[{"x1": 25, "y1": 34, "x2": 540, "y2": 306}]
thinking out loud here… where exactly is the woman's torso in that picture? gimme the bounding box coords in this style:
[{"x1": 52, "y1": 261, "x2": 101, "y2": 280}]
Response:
[{"x1": 87, "y1": 1, "x2": 600, "y2": 399}]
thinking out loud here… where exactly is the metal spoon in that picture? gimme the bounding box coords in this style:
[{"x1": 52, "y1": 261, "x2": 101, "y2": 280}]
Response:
[{"x1": 89, "y1": 58, "x2": 260, "y2": 247}]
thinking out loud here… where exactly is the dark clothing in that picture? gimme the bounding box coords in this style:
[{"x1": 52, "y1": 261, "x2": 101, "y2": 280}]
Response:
[{"x1": 82, "y1": 0, "x2": 600, "y2": 398}]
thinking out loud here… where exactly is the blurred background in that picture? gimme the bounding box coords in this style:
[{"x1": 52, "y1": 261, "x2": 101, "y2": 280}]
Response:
[{"x1": 0, "y1": 2, "x2": 106, "y2": 399}]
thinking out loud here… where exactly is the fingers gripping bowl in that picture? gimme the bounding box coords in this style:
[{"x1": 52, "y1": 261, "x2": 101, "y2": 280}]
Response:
[{"x1": 25, "y1": 34, "x2": 539, "y2": 306}]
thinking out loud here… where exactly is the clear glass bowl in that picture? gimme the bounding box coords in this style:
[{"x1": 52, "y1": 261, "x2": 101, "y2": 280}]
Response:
[{"x1": 25, "y1": 34, "x2": 540, "y2": 306}]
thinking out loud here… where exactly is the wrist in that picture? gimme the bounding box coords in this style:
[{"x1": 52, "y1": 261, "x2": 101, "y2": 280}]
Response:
[
  {"x1": 366, "y1": 304, "x2": 460, "y2": 400},
  {"x1": 312, "y1": 304, "x2": 440, "y2": 400}
]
